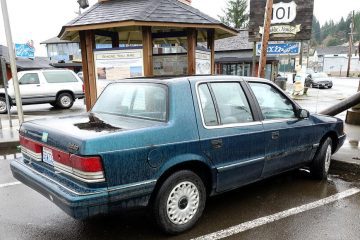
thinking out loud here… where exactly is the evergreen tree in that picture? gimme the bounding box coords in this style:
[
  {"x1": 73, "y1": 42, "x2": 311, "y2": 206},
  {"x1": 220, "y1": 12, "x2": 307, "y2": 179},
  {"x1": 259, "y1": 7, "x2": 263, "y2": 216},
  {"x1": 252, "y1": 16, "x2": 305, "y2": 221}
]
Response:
[
  {"x1": 311, "y1": 16, "x2": 321, "y2": 43},
  {"x1": 219, "y1": 0, "x2": 249, "y2": 29}
]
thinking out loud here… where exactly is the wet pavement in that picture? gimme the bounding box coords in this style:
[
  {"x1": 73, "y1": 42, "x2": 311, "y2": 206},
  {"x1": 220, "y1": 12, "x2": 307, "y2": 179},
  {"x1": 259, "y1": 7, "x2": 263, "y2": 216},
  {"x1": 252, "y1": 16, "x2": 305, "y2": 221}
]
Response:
[
  {"x1": 1, "y1": 147, "x2": 359, "y2": 240},
  {"x1": 1, "y1": 78, "x2": 360, "y2": 240}
]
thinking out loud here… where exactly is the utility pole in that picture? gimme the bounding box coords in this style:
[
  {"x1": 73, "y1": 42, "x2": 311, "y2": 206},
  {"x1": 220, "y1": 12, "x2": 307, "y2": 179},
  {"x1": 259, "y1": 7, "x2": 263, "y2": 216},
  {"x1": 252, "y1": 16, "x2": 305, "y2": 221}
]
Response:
[
  {"x1": 347, "y1": 10, "x2": 355, "y2": 78},
  {"x1": 1, "y1": 0, "x2": 24, "y2": 124},
  {"x1": 258, "y1": 0, "x2": 273, "y2": 78}
]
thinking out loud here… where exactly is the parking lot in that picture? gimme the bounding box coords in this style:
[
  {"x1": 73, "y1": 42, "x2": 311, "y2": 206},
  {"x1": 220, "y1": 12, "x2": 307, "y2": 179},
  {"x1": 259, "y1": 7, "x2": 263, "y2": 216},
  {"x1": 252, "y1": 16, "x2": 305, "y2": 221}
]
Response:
[{"x1": 0, "y1": 77, "x2": 359, "y2": 240}]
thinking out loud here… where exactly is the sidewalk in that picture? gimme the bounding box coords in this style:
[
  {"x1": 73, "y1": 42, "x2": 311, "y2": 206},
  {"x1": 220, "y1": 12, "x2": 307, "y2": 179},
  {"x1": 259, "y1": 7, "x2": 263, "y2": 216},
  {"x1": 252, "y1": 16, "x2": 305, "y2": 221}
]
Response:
[
  {"x1": 0, "y1": 115, "x2": 359, "y2": 172},
  {"x1": 332, "y1": 124, "x2": 360, "y2": 173}
]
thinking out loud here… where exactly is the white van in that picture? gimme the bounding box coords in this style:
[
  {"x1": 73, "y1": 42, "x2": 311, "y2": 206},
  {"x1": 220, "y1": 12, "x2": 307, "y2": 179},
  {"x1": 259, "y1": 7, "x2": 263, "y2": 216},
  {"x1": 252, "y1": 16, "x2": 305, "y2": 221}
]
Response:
[{"x1": 0, "y1": 69, "x2": 84, "y2": 114}]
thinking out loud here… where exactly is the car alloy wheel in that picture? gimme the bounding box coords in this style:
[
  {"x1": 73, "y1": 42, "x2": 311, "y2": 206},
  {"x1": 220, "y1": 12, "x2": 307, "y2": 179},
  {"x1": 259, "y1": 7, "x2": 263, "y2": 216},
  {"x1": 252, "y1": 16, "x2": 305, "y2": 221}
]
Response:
[
  {"x1": 310, "y1": 137, "x2": 332, "y2": 180},
  {"x1": 61, "y1": 96, "x2": 72, "y2": 107},
  {"x1": 0, "y1": 97, "x2": 8, "y2": 114},
  {"x1": 56, "y1": 93, "x2": 74, "y2": 109},
  {"x1": 166, "y1": 181, "x2": 200, "y2": 225},
  {"x1": 324, "y1": 145, "x2": 332, "y2": 174},
  {"x1": 153, "y1": 170, "x2": 206, "y2": 234}
]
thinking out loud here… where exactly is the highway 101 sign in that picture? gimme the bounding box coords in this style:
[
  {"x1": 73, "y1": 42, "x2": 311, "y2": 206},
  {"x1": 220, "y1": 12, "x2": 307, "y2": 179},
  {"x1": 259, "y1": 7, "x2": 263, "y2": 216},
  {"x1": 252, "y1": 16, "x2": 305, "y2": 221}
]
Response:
[{"x1": 248, "y1": 0, "x2": 314, "y2": 42}]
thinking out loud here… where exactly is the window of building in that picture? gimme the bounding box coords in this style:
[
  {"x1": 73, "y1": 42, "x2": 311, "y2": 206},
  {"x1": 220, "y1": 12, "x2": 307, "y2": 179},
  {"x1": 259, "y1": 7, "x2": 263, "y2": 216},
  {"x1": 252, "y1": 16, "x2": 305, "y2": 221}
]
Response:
[{"x1": 220, "y1": 63, "x2": 251, "y2": 76}]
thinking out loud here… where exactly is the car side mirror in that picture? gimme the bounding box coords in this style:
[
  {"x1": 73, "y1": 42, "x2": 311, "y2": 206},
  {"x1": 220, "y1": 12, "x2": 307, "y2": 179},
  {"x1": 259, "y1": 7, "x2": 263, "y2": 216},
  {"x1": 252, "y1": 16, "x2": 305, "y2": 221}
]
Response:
[{"x1": 297, "y1": 109, "x2": 310, "y2": 119}]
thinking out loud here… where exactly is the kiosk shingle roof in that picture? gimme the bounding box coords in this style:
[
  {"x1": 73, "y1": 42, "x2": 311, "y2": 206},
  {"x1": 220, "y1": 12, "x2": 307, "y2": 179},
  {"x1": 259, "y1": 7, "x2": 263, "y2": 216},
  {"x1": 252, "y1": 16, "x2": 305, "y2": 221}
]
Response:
[{"x1": 65, "y1": 0, "x2": 221, "y2": 27}]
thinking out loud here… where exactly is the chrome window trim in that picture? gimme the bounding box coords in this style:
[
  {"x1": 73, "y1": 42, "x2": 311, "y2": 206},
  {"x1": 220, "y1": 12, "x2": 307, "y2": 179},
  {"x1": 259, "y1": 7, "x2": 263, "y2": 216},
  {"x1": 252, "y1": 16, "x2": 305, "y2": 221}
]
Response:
[
  {"x1": 262, "y1": 118, "x2": 299, "y2": 124},
  {"x1": 195, "y1": 80, "x2": 260, "y2": 130}
]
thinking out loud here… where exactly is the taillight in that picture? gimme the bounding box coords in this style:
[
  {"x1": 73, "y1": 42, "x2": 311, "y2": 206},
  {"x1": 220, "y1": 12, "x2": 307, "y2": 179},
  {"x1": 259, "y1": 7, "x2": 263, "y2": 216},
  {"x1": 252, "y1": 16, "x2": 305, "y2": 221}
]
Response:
[
  {"x1": 82, "y1": 84, "x2": 85, "y2": 93},
  {"x1": 20, "y1": 136, "x2": 41, "y2": 153},
  {"x1": 68, "y1": 155, "x2": 105, "y2": 182},
  {"x1": 20, "y1": 136, "x2": 42, "y2": 161},
  {"x1": 70, "y1": 155, "x2": 103, "y2": 172}
]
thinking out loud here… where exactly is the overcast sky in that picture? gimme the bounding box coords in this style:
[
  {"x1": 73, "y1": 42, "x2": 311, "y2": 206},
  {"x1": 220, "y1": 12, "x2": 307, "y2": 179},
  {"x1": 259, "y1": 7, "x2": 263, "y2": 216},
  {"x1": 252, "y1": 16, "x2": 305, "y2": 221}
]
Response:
[{"x1": 0, "y1": 0, "x2": 359, "y2": 56}]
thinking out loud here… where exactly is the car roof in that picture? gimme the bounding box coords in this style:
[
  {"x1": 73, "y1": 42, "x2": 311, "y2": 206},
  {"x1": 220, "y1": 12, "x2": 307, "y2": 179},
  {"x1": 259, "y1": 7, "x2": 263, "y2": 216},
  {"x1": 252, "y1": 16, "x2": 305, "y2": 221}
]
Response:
[{"x1": 109, "y1": 75, "x2": 269, "y2": 85}]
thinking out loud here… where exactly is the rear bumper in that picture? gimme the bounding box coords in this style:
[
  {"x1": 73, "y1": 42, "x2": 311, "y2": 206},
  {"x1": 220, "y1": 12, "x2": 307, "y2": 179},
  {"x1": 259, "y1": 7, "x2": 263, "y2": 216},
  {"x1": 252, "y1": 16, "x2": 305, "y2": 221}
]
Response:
[{"x1": 10, "y1": 159, "x2": 156, "y2": 219}]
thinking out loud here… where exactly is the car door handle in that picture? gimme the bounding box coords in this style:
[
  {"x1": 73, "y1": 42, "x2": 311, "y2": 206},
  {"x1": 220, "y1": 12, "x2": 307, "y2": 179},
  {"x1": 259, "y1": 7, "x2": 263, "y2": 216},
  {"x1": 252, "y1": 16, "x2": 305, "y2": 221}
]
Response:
[
  {"x1": 272, "y1": 131, "x2": 280, "y2": 140},
  {"x1": 36, "y1": 85, "x2": 40, "y2": 87},
  {"x1": 211, "y1": 139, "x2": 223, "y2": 149}
]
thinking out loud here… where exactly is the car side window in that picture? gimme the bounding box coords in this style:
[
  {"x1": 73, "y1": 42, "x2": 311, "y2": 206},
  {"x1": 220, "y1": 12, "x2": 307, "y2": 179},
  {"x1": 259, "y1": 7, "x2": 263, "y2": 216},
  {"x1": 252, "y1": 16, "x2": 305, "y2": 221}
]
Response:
[
  {"x1": 19, "y1": 73, "x2": 40, "y2": 85},
  {"x1": 43, "y1": 71, "x2": 78, "y2": 83},
  {"x1": 210, "y1": 82, "x2": 254, "y2": 124},
  {"x1": 249, "y1": 82, "x2": 296, "y2": 120},
  {"x1": 198, "y1": 84, "x2": 218, "y2": 126}
]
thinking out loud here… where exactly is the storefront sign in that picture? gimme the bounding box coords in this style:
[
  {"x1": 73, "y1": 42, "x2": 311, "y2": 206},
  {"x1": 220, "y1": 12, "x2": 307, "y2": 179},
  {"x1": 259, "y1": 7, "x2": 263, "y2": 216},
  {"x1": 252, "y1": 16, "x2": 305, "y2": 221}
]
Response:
[
  {"x1": 15, "y1": 42, "x2": 35, "y2": 59},
  {"x1": 249, "y1": 0, "x2": 314, "y2": 41},
  {"x1": 259, "y1": 24, "x2": 301, "y2": 35},
  {"x1": 256, "y1": 42, "x2": 301, "y2": 56}
]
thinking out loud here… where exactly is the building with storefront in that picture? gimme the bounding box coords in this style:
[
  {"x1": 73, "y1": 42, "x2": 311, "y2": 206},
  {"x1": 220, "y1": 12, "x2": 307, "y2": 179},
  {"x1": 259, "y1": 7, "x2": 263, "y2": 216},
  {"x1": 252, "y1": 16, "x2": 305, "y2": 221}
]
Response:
[
  {"x1": 316, "y1": 45, "x2": 360, "y2": 77},
  {"x1": 0, "y1": 45, "x2": 52, "y2": 82},
  {"x1": 214, "y1": 30, "x2": 279, "y2": 80}
]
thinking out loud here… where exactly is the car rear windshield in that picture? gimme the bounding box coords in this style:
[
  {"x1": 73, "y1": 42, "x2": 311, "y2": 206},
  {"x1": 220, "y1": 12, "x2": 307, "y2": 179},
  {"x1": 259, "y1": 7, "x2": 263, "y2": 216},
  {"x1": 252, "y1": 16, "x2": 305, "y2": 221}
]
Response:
[
  {"x1": 92, "y1": 83, "x2": 168, "y2": 122},
  {"x1": 43, "y1": 71, "x2": 79, "y2": 83}
]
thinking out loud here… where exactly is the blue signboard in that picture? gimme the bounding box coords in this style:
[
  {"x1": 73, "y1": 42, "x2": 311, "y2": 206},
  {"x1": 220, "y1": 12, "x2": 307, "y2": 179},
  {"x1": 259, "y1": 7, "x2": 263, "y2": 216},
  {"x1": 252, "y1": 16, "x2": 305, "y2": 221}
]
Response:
[
  {"x1": 256, "y1": 42, "x2": 301, "y2": 56},
  {"x1": 15, "y1": 43, "x2": 35, "y2": 59}
]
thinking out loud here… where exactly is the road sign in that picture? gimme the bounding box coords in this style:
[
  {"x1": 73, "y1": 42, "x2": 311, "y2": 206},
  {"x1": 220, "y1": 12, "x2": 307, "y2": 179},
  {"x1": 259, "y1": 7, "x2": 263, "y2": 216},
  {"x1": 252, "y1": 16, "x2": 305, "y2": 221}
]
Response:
[
  {"x1": 256, "y1": 42, "x2": 301, "y2": 56},
  {"x1": 15, "y1": 43, "x2": 35, "y2": 59}
]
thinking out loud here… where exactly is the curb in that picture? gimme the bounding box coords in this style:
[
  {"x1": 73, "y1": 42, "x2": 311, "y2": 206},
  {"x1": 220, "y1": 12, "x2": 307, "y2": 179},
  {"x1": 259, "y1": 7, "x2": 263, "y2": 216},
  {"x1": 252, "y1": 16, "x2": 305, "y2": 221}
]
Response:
[{"x1": 331, "y1": 159, "x2": 360, "y2": 174}]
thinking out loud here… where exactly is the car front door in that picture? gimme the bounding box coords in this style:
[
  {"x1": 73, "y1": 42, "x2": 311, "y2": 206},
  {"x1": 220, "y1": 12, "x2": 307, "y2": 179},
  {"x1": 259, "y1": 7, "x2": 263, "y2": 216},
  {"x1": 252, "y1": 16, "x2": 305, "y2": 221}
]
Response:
[
  {"x1": 17, "y1": 72, "x2": 43, "y2": 103},
  {"x1": 193, "y1": 80, "x2": 265, "y2": 193},
  {"x1": 247, "y1": 81, "x2": 316, "y2": 177}
]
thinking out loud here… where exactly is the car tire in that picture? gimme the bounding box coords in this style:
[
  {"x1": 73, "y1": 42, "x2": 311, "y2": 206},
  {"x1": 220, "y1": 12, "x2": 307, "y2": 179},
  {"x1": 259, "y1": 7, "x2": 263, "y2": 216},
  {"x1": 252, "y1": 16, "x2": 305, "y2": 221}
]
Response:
[
  {"x1": 153, "y1": 170, "x2": 206, "y2": 234},
  {"x1": 56, "y1": 93, "x2": 74, "y2": 109},
  {"x1": 310, "y1": 138, "x2": 332, "y2": 180},
  {"x1": 0, "y1": 97, "x2": 10, "y2": 114},
  {"x1": 50, "y1": 102, "x2": 57, "y2": 108}
]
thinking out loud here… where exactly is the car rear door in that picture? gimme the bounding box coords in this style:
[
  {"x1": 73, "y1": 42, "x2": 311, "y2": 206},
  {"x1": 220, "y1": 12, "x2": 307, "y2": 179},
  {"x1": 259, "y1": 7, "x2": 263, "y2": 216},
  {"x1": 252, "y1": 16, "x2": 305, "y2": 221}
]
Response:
[
  {"x1": 192, "y1": 79, "x2": 265, "y2": 193},
  {"x1": 246, "y1": 81, "x2": 316, "y2": 177}
]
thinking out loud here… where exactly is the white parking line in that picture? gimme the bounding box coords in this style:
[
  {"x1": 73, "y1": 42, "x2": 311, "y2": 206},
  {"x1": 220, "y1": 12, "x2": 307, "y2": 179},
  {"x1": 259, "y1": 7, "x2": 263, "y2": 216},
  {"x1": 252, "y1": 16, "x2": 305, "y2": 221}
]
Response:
[
  {"x1": 0, "y1": 182, "x2": 21, "y2": 188},
  {"x1": 192, "y1": 188, "x2": 360, "y2": 240}
]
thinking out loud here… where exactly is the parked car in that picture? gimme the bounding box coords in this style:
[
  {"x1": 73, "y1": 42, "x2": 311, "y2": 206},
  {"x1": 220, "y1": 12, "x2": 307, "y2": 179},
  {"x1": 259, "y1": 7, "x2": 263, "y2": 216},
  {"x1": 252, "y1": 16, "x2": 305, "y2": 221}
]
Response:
[
  {"x1": 0, "y1": 69, "x2": 84, "y2": 114},
  {"x1": 11, "y1": 76, "x2": 346, "y2": 234},
  {"x1": 305, "y1": 72, "x2": 333, "y2": 89}
]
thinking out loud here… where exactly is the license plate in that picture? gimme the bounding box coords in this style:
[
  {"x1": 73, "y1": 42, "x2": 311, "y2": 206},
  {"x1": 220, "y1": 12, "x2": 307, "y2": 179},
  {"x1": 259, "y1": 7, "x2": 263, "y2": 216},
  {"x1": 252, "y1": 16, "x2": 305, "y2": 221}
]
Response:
[{"x1": 42, "y1": 147, "x2": 54, "y2": 166}]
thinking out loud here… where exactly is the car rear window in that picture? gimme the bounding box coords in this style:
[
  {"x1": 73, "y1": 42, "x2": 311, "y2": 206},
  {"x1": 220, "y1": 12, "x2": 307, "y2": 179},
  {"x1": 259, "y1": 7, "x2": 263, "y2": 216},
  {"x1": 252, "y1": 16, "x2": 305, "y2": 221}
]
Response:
[
  {"x1": 92, "y1": 83, "x2": 168, "y2": 122},
  {"x1": 43, "y1": 71, "x2": 79, "y2": 83}
]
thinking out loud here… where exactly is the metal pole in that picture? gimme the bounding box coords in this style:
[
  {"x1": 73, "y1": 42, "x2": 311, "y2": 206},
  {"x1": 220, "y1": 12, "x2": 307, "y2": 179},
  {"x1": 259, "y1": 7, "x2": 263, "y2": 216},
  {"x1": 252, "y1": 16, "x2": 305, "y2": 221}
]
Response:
[
  {"x1": 347, "y1": 11, "x2": 355, "y2": 78},
  {"x1": 1, "y1": 57, "x2": 12, "y2": 127},
  {"x1": 306, "y1": 40, "x2": 310, "y2": 69},
  {"x1": 299, "y1": 40, "x2": 303, "y2": 67},
  {"x1": 1, "y1": 0, "x2": 24, "y2": 124},
  {"x1": 258, "y1": 0, "x2": 273, "y2": 78},
  {"x1": 252, "y1": 42, "x2": 257, "y2": 77}
]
